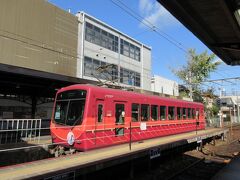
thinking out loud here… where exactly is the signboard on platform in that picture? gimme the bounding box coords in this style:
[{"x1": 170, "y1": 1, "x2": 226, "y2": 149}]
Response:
[{"x1": 149, "y1": 148, "x2": 161, "y2": 159}]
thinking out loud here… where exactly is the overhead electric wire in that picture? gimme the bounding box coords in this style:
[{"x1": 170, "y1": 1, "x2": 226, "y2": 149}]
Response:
[
  {"x1": 110, "y1": 0, "x2": 233, "y2": 81},
  {"x1": 109, "y1": 0, "x2": 189, "y2": 54}
]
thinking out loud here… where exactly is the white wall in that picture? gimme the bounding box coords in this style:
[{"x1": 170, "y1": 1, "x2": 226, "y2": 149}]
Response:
[
  {"x1": 142, "y1": 46, "x2": 151, "y2": 90},
  {"x1": 151, "y1": 75, "x2": 179, "y2": 96},
  {"x1": 76, "y1": 12, "x2": 152, "y2": 91}
]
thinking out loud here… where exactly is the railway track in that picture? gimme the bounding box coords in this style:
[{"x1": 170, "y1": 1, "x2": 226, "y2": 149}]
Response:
[
  {"x1": 165, "y1": 157, "x2": 226, "y2": 180},
  {"x1": 126, "y1": 127, "x2": 240, "y2": 180},
  {"x1": 152, "y1": 130, "x2": 240, "y2": 180}
]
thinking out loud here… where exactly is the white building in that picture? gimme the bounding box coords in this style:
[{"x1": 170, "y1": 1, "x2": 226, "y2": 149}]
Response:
[
  {"x1": 76, "y1": 12, "x2": 152, "y2": 90},
  {"x1": 151, "y1": 75, "x2": 179, "y2": 96}
]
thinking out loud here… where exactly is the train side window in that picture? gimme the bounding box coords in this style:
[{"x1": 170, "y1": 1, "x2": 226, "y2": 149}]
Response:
[
  {"x1": 115, "y1": 104, "x2": 125, "y2": 124},
  {"x1": 177, "y1": 107, "x2": 182, "y2": 120},
  {"x1": 192, "y1": 109, "x2": 196, "y2": 119},
  {"x1": 183, "y1": 108, "x2": 187, "y2": 120},
  {"x1": 160, "y1": 106, "x2": 166, "y2": 120},
  {"x1": 151, "y1": 105, "x2": 158, "y2": 121},
  {"x1": 141, "y1": 104, "x2": 149, "y2": 121},
  {"x1": 97, "y1": 104, "x2": 103, "y2": 123},
  {"x1": 132, "y1": 103, "x2": 139, "y2": 122},
  {"x1": 187, "y1": 108, "x2": 192, "y2": 119},
  {"x1": 168, "y1": 106, "x2": 175, "y2": 120},
  {"x1": 196, "y1": 109, "x2": 200, "y2": 120}
]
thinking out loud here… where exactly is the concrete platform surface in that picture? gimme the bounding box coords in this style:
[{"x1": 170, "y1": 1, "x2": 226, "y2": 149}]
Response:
[{"x1": 0, "y1": 128, "x2": 227, "y2": 180}]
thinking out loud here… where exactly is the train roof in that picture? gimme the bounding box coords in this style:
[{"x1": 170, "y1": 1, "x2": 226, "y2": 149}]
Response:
[{"x1": 58, "y1": 84, "x2": 203, "y2": 106}]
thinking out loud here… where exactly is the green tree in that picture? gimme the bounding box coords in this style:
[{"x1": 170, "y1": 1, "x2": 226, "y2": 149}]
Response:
[{"x1": 173, "y1": 49, "x2": 221, "y2": 102}]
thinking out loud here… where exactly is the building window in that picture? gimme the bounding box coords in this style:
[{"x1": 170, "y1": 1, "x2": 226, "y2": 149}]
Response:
[
  {"x1": 84, "y1": 56, "x2": 118, "y2": 81},
  {"x1": 92, "y1": 59, "x2": 100, "y2": 77},
  {"x1": 83, "y1": 56, "x2": 92, "y2": 76},
  {"x1": 120, "y1": 39, "x2": 141, "y2": 61},
  {"x1": 160, "y1": 106, "x2": 166, "y2": 120},
  {"x1": 132, "y1": 103, "x2": 139, "y2": 122},
  {"x1": 120, "y1": 67, "x2": 141, "y2": 87},
  {"x1": 85, "y1": 22, "x2": 118, "y2": 53}
]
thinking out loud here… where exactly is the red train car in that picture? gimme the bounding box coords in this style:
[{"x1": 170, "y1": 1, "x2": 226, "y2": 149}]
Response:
[{"x1": 50, "y1": 84, "x2": 205, "y2": 151}]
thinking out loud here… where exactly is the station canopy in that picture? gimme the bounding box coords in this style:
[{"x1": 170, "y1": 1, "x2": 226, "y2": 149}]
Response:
[{"x1": 158, "y1": 0, "x2": 240, "y2": 65}]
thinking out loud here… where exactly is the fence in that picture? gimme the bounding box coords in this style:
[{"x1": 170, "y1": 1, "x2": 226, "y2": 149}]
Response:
[
  {"x1": 0, "y1": 119, "x2": 41, "y2": 144},
  {"x1": 207, "y1": 116, "x2": 240, "y2": 128}
]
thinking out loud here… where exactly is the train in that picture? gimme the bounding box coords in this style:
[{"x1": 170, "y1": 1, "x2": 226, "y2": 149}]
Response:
[{"x1": 50, "y1": 84, "x2": 205, "y2": 152}]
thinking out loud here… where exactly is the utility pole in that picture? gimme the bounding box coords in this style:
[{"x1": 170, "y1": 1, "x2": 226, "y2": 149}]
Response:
[
  {"x1": 219, "y1": 87, "x2": 223, "y2": 128},
  {"x1": 237, "y1": 91, "x2": 240, "y2": 123},
  {"x1": 230, "y1": 107, "x2": 233, "y2": 136}
]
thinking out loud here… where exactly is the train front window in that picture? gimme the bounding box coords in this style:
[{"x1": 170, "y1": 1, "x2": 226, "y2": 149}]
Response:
[
  {"x1": 54, "y1": 90, "x2": 86, "y2": 126},
  {"x1": 67, "y1": 100, "x2": 85, "y2": 126},
  {"x1": 54, "y1": 101, "x2": 68, "y2": 125}
]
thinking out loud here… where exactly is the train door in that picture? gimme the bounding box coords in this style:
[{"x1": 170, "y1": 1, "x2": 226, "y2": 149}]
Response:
[
  {"x1": 196, "y1": 108, "x2": 200, "y2": 128},
  {"x1": 95, "y1": 99, "x2": 104, "y2": 145},
  {"x1": 114, "y1": 102, "x2": 126, "y2": 136}
]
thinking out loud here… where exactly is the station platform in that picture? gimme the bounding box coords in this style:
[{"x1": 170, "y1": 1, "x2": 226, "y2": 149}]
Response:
[
  {"x1": 0, "y1": 128, "x2": 228, "y2": 180},
  {"x1": 212, "y1": 156, "x2": 240, "y2": 180}
]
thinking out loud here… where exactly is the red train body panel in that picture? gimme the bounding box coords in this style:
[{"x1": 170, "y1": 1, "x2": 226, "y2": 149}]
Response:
[{"x1": 50, "y1": 84, "x2": 205, "y2": 151}]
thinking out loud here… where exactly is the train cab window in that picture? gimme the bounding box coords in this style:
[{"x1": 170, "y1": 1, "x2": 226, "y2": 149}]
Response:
[
  {"x1": 97, "y1": 104, "x2": 103, "y2": 123},
  {"x1": 168, "y1": 106, "x2": 175, "y2": 120},
  {"x1": 187, "y1": 108, "x2": 192, "y2": 119},
  {"x1": 141, "y1": 104, "x2": 149, "y2": 121},
  {"x1": 177, "y1": 107, "x2": 182, "y2": 120},
  {"x1": 151, "y1": 105, "x2": 158, "y2": 121},
  {"x1": 67, "y1": 100, "x2": 85, "y2": 126},
  {"x1": 183, "y1": 108, "x2": 187, "y2": 120},
  {"x1": 132, "y1": 103, "x2": 139, "y2": 122},
  {"x1": 115, "y1": 104, "x2": 125, "y2": 124},
  {"x1": 160, "y1": 106, "x2": 166, "y2": 120},
  {"x1": 55, "y1": 90, "x2": 86, "y2": 126},
  {"x1": 54, "y1": 101, "x2": 68, "y2": 124}
]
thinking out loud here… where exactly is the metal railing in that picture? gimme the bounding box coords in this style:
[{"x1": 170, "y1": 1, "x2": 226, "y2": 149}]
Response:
[
  {"x1": 207, "y1": 116, "x2": 240, "y2": 128},
  {"x1": 0, "y1": 119, "x2": 41, "y2": 144}
]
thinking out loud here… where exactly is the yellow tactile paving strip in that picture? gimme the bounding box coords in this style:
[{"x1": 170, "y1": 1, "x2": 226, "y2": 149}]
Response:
[{"x1": 0, "y1": 128, "x2": 227, "y2": 180}]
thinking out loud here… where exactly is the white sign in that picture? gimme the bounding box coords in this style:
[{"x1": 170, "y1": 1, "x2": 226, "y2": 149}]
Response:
[
  {"x1": 67, "y1": 131, "x2": 75, "y2": 145},
  {"x1": 150, "y1": 148, "x2": 161, "y2": 159},
  {"x1": 222, "y1": 114, "x2": 227, "y2": 118},
  {"x1": 197, "y1": 137, "x2": 202, "y2": 143},
  {"x1": 140, "y1": 122, "x2": 147, "y2": 130}
]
